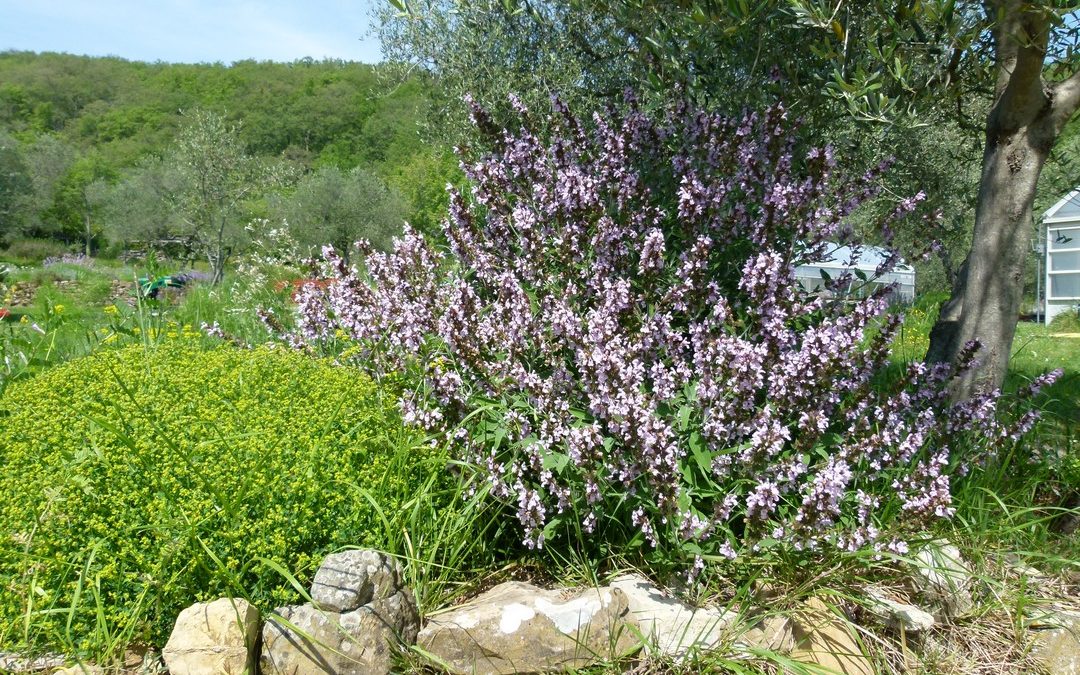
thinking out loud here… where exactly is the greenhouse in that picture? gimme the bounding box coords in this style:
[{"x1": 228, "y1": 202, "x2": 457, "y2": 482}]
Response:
[
  {"x1": 794, "y1": 244, "x2": 916, "y2": 302},
  {"x1": 1042, "y1": 188, "x2": 1080, "y2": 325}
]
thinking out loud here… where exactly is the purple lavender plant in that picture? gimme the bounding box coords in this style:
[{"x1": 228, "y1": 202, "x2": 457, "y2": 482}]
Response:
[
  {"x1": 294, "y1": 93, "x2": 1056, "y2": 559},
  {"x1": 42, "y1": 252, "x2": 94, "y2": 268}
]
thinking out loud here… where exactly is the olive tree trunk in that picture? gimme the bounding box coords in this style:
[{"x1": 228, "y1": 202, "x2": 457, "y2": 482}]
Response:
[
  {"x1": 83, "y1": 210, "x2": 93, "y2": 257},
  {"x1": 926, "y1": 0, "x2": 1080, "y2": 399}
]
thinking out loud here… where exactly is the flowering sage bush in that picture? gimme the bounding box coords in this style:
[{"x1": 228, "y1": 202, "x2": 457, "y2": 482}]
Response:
[{"x1": 295, "y1": 94, "x2": 1053, "y2": 561}]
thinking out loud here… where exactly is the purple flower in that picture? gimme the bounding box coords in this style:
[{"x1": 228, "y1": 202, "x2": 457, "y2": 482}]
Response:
[{"x1": 289, "y1": 93, "x2": 1048, "y2": 560}]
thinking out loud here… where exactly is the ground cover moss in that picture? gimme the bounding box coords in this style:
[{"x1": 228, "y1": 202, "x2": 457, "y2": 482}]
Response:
[{"x1": 0, "y1": 340, "x2": 440, "y2": 655}]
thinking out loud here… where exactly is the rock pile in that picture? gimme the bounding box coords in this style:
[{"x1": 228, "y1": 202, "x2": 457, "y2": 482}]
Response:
[
  {"x1": 261, "y1": 549, "x2": 419, "y2": 675},
  {"x1": 25, "y1": 541, "x2": 1080, "y2": 674}
]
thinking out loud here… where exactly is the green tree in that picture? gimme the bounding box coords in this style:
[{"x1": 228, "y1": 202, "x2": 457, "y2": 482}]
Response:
[
  {"x1": 171, "y1": 108, "x2": 291, "y2": 283},
  {"x1": 49, "y1": 153, "x2": 116, "y2": 254},
  {"x1": 277, "y1": 165, "x2": 405, "y2": 260},
  {"x1": 385, "y1": 145, "x2": 463, "y2": 239},
  {"x1": 101, "y1": 156, "x2": 188, "y2": 250},
  {"x1": 378, "y1": 1, "x2": 636, "y2": 141},
  {"x1": 18, "y1": 134, "x2": 75, "y2": 240},
  {"x1": 381, "y1": 0, "x2": 1080, "y2": 397},
  {"x1": 0, "y1": 131, "x2": 30, "y2": 242}
]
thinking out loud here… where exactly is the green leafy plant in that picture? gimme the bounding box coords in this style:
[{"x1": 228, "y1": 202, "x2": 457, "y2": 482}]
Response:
[{"x1": 0, "y1": 340, "x2": 446, "y2": 658}]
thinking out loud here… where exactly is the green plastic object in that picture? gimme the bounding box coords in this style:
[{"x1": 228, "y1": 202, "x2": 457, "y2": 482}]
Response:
[{"x1": 137, "y1": 275, "x2": 188, "y2": 298}]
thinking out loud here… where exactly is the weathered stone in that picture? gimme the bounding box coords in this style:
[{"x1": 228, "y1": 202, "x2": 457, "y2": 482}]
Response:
[
  {"x1": 418, "y1": 581, "x2": 636, "y2": 674},
  {"x1": 789, "y1": 597, "x2": 874, "y2": 675},
  {"x1": 51, "y1": 666, "x2": 103, "y2": 675},
  {"x1": 311, "y1": 548, "x2": 402, "y2": 613},
  {"x1": 260, "y1": 590, "x2": 420, "y2": 675},
  {"x1": 608, "y1": 573, "x2": 736, "y2": 657},
  {"x1": 162, "y1": 597, "x2": 260, "y2": 675},
  {"x1": 122, "y1": 644, "x2": 162, "y2": 673},
  {"x1": 0, "y1": 652, "x2": 66, "y2": 673},
  {"x1": 910, "y1": 540, "x2": 974, "y2": 619},
  {"x1": 1029, "y1": 607, "x2": 1080, "y2": 675},
  {"x1": 738, "y1": 615, "x2": 796, "y2": 655},
  {"x1": 1004, "y1": 553, "x2": 1048, "y2": 580},
  {"x1": 865, "y1": 587, "x2": 935, "y2": 633}
]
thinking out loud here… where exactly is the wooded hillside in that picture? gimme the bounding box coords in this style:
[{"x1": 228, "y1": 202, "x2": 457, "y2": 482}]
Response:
[{"x1": 0, "y1": 51, "x2": 456, "y2": 253}]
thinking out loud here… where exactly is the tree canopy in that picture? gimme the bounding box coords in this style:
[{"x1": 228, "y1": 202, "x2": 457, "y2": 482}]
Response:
[
  {"x1": 0, "y1": 51, "x2": 450, "y2": 254},
  {"x1": 379, "y1": 0, "x2": 1080, "y2": 395}
]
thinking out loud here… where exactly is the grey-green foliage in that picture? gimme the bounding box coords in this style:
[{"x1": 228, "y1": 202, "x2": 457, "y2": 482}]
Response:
[
  {"x1": 377, "y1": 0, "x2": 906, "y2": 136},
  {"x1": 838, "y1": 108, "x2": 986, "y2": 293},
  {"x1": 378, "y1": 0, "x2": 641, "y2": 141},
  {"x1": 170, "y1": 108, "x2": 295, "y2": 283},
  {"x1": 376, "y1": 0, "x2": 982, "y2": 288},
  {"x1": 0, "y1": 131, "x2": 30, "y2": 241},
  {"x1": 276, "y1": 165, "x2": 405, "y2": 260},
  {"x1": 101, "y1": 155, "x2": 188, "y2": 247},
  {"x1": 16, "y1": 133, "x2": 75, "y2": 239}
]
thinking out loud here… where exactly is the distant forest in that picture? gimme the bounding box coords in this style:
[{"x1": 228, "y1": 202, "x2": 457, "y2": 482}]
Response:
[{"x1": 0, "y1": 51, "x2": 457, "y2": 258}]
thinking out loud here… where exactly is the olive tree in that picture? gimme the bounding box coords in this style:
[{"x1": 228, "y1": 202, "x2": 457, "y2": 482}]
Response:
[
  {"x1": 379, "y1": 0, "x2": 1080, "y2": 397},
  {"x1": 275, "y1": 165, "x2": 405, "y2": 261},
  {"x1": 171, "y1": 109, "x2": 291, "y2": 283},
  {"x1": 101, "y1": 155, "x2": 189, "y2": 250}
]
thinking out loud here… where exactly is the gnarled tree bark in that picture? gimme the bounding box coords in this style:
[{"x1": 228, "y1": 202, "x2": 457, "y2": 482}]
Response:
[{"x1": 926, "y1": 0, "x2": 1080, "y2": 399}]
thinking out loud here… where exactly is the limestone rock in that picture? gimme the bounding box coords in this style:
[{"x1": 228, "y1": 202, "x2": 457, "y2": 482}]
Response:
[
  {"x1": 789, "y1": 597, "x2": 874, "y2": 675},
  {"x1": 261, "y1": 590, "x2": 420, "y2": 675},
  {"x1": 1004, "y1": 553, "x2": 1048, "y2": 580},
  {"x1": 1029, "y1": 607, "x2": 1080, "y2": 675},
  {"x1": 261, "y1": 548, "x2": 419, "y2": 675},
  {"x1": 738, "y1": 615, "x2": 796, "y2": 655},
  {"x1": 418, "y1": 581, "x2": 636, "y2": 674},
  {"x1": 609, "y1": 573, "x2": 736, "y2": 657},
  {"x1": 910, "y1": 541, "x2": 974, "y2": 620},
  {"x1": 865, "y1": 587, "x2": 935, "y2": 633},
  {"x1": 51, "y1": 665, "x2": 103, "y2": 673},
  {"x1": 52, "y1": 666, "x2": 103, "y2": 675},
  {"x1": 0, "y1": 652, "x2": 66, "y2": 672},
  {"x1": 162, "y1": 597, "x2": 260, "y2": 675},
  {"x1": 311, "y1": 549, "x2": 402, "y2": 613}
]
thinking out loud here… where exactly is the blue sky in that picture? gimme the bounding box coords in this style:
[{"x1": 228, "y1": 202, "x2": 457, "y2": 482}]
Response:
[{"x1": 0, "y1": 0, "x2": 384, "y2": 64}]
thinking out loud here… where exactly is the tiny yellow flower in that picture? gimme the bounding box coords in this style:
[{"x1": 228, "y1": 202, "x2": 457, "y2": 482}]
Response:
[
  {"x1": 103, "y1": 305, "x2": 118, "y2": 315},
  {"x1": 20, "y1": 315, "x2": 29, "y2": 324},
  {"x1": 53, "y1": 304, "x2": 65, "y2": 314}
]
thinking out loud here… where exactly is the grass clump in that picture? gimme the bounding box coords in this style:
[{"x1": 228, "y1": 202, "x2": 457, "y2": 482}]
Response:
[
  {"x1": 0, "y1": 340, "x2": 447, "y2": 658},
  {"x1": 1048, "y1": 307, "x2": 1080, "y2": 333}
]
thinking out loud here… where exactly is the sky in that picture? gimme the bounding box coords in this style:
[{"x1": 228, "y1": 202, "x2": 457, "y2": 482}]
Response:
[{"x1": 0, "y1": 0, "x2": 385, "y2": 64}]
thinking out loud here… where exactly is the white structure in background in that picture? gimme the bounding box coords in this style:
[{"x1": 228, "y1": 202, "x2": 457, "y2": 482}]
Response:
[
  {"x1": 1042, "y1": 188, "x2": 1080, "y2": 325},
  {"x1": 794, "y1": 244, "x2": 916, "y2": 302}
]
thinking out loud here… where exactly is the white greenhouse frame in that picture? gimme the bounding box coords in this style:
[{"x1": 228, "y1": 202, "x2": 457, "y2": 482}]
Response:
[
  {"x1": 794, "y1": 244, "x2": 916, "y2": 302},
  {"x1": 1042, "y1": 188, "x2": 1080, "y2": 325}
]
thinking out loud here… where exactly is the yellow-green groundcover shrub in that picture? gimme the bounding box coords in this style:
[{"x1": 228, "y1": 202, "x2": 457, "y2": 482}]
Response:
[{"x1": 0, "y1": 341, "x2": 442, "y2": 654}]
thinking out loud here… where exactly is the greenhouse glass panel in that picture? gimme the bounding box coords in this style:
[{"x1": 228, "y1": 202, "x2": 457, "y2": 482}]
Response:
[
  {"x1": 1050, "y1": 273, "x2": 1080, "y2": 299},
  {"x1": 1050, "y1": 251, "x2": 1080, "y2": 271},
  {"x1": 1049, "y1": 227, "x2": 1080, "y2": 250}
]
